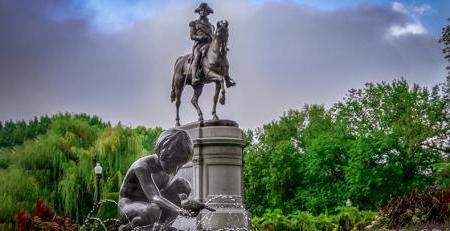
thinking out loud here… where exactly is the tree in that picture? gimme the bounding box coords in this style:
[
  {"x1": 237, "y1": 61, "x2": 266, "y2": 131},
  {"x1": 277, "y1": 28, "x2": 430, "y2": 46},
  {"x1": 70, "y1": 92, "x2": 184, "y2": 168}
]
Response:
[
  {"x1": 438, "y1": 18, "x2": 450, "y2": 155},
  {"x1": 439, "y1": 18, "x2": 450, "y2": 100},
  {"x1": 334, "y1": 79, "x2": 448, "y2": 208},
  {"x1": 0, "y1": 114, "x2": 161, "y2": 224},
  {"x1": 244, "y1": 79, "x2": 449, "y2": 215},
  {"x1": 244, "y1": 106, "x2": 353, "y2": 214},
  {"x1": 244, "y1": 110, "x2": 305, "y2": 216},
  {"x1": 297, "y1": 105, "x2": 351, "y2": 213}
]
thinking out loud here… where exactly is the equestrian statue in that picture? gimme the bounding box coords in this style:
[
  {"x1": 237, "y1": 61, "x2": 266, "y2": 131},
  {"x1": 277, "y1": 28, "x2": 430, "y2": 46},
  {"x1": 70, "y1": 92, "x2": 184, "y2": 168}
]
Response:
[{"x1": 170, "y1": 3, "x2": 236, "y2": 126}]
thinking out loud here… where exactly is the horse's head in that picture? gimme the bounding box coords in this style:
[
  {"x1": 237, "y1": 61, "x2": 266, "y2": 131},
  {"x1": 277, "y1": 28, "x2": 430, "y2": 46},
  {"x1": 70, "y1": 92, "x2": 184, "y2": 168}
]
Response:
[{"x1": 215, "y1": 20, "x2": 229, "y2": 44}]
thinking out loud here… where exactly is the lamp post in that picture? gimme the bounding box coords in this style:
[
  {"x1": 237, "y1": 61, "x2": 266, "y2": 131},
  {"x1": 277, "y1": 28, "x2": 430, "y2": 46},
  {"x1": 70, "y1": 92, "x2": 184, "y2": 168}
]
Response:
[
  {"x1": 346, "y1": 198, "x2": 352, "y2": 207},
  {"x1": 94, "y1": 162, "x2": 103, "y2": 203}
]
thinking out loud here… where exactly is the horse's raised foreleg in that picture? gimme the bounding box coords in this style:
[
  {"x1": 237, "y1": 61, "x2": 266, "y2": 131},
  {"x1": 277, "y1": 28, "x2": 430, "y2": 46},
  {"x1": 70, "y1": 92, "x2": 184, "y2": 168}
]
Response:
[
  {"x1": 191, "y1": 84, "x2": 204, "y2": 122},
  {"x1": 212, "y1": 82, "x2": 221, "y2": 120},
  {"x1": 205, "y1": 70, "x2": 226, "y2": 105}
]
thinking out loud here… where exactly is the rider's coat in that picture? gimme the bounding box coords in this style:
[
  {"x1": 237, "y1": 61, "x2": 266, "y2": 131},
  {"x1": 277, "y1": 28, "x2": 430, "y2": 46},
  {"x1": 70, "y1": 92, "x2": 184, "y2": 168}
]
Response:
[{"x1": 189, "y1": 19, "x2": 214, "y2": 47}]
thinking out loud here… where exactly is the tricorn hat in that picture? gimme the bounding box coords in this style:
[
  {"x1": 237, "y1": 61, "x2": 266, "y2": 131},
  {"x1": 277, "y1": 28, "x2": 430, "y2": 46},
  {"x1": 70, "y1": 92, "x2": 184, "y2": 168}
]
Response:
[{"x1": 195, "y1": 3, "x2": 214, "y2": 14}]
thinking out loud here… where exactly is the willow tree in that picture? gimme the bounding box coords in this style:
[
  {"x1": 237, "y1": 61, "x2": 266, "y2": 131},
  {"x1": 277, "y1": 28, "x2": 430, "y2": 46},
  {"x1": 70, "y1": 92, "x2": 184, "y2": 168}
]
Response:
[{"x1": 0, "y1": 114, "x2": 162, "y2": 224}]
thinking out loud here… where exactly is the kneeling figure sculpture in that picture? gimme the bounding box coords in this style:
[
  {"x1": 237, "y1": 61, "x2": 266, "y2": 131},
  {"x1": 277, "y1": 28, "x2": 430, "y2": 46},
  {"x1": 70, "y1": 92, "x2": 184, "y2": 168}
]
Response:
[{"x1": 118, "y1": 129, "x2": 211, "y2": 231}]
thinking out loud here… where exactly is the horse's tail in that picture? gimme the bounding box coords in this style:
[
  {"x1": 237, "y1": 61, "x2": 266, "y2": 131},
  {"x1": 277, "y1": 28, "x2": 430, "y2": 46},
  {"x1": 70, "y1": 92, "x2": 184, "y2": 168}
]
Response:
[{"x1": 171, "y1": 56, "x2": 184, "y2": 103}]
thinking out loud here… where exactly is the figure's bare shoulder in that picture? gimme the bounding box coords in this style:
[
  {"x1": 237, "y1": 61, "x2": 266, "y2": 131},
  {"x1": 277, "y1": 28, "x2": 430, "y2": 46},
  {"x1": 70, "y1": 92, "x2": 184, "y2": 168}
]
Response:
[{"x1": 131, "y1": 155, "x2": 160, "y2": 173}]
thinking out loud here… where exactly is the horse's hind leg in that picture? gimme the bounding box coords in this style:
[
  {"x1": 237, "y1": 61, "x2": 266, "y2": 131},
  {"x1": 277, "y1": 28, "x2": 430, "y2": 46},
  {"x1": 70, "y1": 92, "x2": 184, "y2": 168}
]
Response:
[
  {"x1": 175, "y1": 75, "x2": 185, "y2": 127},
  {"x1": 175, "y1": 90, "x2": 182, "y2": 126},
  {"x1": 212, "y1": 82, "x2": 220, "y2": 120},
  {"x1": 191, "y1": 84, "x2": 204, "y2": 122}
]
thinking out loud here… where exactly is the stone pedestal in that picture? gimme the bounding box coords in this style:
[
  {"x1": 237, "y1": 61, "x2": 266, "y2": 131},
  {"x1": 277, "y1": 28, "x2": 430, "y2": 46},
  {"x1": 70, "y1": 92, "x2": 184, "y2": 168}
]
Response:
[{"x1": 172, "y1": 120, "x2": 251, "y2": 230}]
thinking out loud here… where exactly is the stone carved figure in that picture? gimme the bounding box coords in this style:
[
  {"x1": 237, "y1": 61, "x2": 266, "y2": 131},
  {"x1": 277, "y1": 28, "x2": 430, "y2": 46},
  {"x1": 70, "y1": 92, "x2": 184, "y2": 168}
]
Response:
[
  {"x1": 171, "y1": 3, "x2": 236, "y2": 127},
  {"x1": 118, "y1": 129, "x2": 206, "y2": 231}
]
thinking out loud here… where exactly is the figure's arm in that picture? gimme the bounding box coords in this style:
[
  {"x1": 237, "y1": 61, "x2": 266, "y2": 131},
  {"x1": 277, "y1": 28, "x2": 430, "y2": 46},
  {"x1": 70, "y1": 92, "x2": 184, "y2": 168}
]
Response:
[
  {"x1": 189, "y1": 22, "x2": 210, "y2": 42},
  {"x1": 133, "y1": 162, "x2": 185, "y2": 214}
]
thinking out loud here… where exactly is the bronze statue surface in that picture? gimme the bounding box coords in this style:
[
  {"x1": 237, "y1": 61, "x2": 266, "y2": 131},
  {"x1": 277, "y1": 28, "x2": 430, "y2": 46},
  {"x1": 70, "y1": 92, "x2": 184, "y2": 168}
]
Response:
[
  {"x1": 189, "y1": 3, "x2": 215, "y2": 86},
  {"x1": 118, "y1": 129, "x2": 210, "y2": 231},
  {"x1": 118, "y1": 4, "x2": 246, "y2": 231},
  {"x1": 171, "y1": 3, "x2": 236, "y2": 127}
]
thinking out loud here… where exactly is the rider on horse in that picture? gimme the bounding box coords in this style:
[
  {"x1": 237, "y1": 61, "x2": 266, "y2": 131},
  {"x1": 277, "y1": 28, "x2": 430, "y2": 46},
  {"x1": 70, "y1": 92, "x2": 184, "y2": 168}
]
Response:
[{"x1": 189, "y1": 3, "x2": 235, "y2": 87}]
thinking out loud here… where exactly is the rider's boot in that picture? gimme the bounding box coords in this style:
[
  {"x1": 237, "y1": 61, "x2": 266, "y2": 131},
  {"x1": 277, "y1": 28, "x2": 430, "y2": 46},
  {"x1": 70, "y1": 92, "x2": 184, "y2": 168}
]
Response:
[
  {"x1": 191, "y1": 57, "x2": 200, "y2": 85},
  {"x1": 225, "y1": 76, "x2": 236, "y2": 88},
  {"x1": 191, "y1": 73, "x2": 200, "y2": 85}
]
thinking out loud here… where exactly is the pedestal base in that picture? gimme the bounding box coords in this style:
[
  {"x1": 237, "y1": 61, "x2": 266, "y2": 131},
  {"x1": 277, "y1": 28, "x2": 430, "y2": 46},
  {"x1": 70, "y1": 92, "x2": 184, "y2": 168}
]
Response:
[{"x1": 171, "y1": 120, "x2": 251, "y2": 230}]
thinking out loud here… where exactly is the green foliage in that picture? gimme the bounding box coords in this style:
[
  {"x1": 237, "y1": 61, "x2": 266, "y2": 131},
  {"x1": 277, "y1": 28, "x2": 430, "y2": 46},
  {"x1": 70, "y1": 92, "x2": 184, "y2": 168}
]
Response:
[
  {"x1": 252, "y1": 207, "x2": 377, "y2": 231},
  {"x1": 0, "y1": 78, "x2": 448, "y2": 227},
  {"x1": 332, "y1": 207, "x2": 377, "y2": 230},
  {"x1": 244, "y1": 110, "x2": 305, "y2": 215},
  {"x1": 0, "y1": 168, "x2": 38, "y2": 222},
  {"x1": 300, "y1": 106, "x2": 350, "y2": 213},
  {"x1": 0, "y1": 113, "x2": 107, "y2": 149},
  {"x1": 336, "y1": 79, "x2": 447, "y2": 209},
  {"x1": 0, "y1": 114, "x2": 161, "y2": 224},
  {"x1": 96, "y1": 193, "x2": 119, "y2": 220},
  {"x1": 0, "y1": 223, "x2": 15, "y2": 231},
  {"x1": 432, "y1": 162, "x2": 450, "y2": 185},
  {"x1": 244, "y1": 79, "x2": 449, "y2": 216},
  {"x1": 439, "y1": 18, "x2": 450, "y2": 111}
]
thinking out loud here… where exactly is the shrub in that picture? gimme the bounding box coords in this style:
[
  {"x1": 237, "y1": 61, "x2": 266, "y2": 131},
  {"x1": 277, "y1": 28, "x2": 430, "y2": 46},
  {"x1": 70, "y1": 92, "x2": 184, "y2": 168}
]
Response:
[
  {"x1": 16, "y1": 199, "x2": 77, "y2": 231},
  {"x1": 251, "y1": 207, "x2": 376, "y2": 231},
  {"x1": 377, "y1": 185, "x2": 450, "y2": 228},
  {"x1": 0, "y1": 168, "x2": 38, "y2": 223}
]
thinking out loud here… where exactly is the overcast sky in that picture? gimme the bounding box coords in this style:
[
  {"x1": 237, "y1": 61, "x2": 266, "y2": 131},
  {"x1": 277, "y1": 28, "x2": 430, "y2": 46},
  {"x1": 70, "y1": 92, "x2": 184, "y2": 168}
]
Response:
[{"x1": 0, "y1": 0, "x2": 448, "y2": 129}]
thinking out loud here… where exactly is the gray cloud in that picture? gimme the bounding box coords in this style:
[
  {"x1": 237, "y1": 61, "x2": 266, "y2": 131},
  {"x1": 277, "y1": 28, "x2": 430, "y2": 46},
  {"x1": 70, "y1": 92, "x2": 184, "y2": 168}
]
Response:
[{"x1": 0, "y1": 0, "x2": 446, "y2": 129}]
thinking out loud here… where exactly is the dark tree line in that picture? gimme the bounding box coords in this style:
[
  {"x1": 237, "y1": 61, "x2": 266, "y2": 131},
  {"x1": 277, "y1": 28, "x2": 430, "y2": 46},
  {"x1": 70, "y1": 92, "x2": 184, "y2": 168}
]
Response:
[{"x1": 0, "y1": 113, "x2": 108, "y2": 149}]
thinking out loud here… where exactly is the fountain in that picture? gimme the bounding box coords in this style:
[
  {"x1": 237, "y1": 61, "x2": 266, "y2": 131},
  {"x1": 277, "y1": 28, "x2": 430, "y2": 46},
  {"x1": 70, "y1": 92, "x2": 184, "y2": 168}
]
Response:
[{"x1": 113, "y1": 3, "x2": 251, "y2": 230}]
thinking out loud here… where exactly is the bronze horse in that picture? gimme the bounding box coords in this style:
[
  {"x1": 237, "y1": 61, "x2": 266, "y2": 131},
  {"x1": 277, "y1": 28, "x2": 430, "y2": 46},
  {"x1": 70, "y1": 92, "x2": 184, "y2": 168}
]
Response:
[{"x1": 171, "y1": 20, "x2": 231, "y2": 126}]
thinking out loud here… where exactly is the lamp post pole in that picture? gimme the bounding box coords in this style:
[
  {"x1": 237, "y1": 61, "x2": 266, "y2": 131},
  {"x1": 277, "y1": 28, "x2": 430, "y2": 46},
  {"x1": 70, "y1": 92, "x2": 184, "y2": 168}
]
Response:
[{"x1": 94, "y1": 162, "x2": 103, "y2": 204}]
